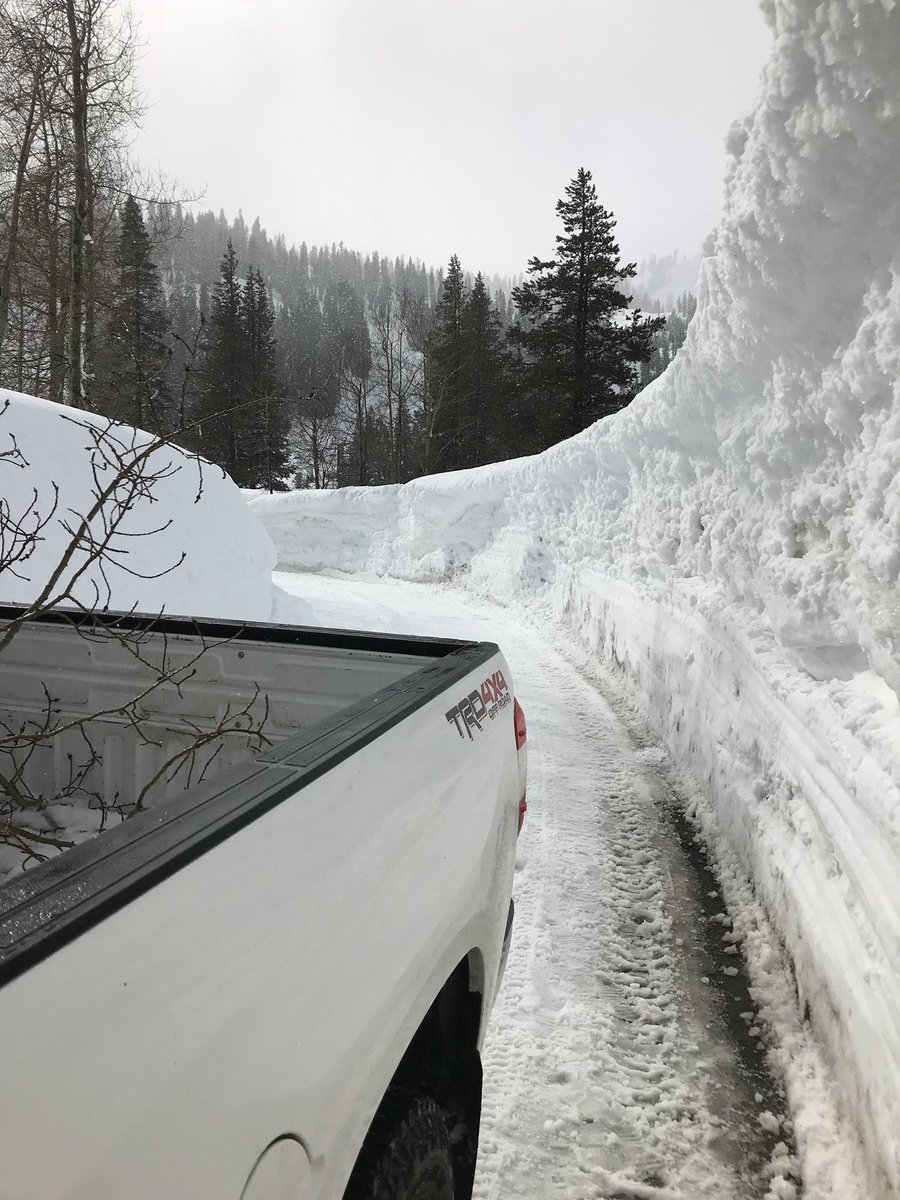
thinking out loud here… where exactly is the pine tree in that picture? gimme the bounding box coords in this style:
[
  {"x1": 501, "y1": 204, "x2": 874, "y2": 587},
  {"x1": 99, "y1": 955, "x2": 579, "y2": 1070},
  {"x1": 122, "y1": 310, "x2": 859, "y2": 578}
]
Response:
[
  {"x1": 427, "y1": 254, "x2": 468, "y2": 472},
  {"x1": 462, "y1": 273, "x2": 508, "y2": 466},
  {"x1": 196, "y1": 240, "x2": 248, "y2": 481},
  {"x1": 325, "y1": 280, "x2": 372, "y2": 485},
  {"x1": 510, "y1": 169, "x2": 664, "y2": 441},
  {"x1": 95, "y1": 195, "x2": 171, "y2": 433},
  {"x1": 242, "y1": 267, "x2": 289, "y2": 491}
]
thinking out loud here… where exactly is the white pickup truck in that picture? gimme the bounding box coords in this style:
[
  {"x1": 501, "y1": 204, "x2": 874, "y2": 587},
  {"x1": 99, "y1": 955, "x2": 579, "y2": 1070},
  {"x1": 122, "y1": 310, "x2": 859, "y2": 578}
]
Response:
[{"x1": 0, "y1": 605, "x2": 526, "y2": 1200}]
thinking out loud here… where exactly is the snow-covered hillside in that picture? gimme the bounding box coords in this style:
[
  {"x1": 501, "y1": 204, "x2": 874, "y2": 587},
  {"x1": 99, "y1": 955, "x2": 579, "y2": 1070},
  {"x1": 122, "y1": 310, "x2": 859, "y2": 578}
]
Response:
[
  {"x1": 0, "y1": 390, "x2": 275, "y2": 620},
  {"x1": 634, "y1": 251, "x2": 703, "y2": 309},
  {"x1": 252, "y1": 2, "x2": 900, "y2": 1194}
]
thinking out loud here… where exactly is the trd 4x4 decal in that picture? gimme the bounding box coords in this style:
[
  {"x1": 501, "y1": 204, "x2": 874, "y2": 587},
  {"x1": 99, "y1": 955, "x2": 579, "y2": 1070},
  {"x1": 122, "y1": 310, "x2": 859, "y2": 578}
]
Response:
[{"x1": 446, "y1": 670, "x2": 512, "y2": 740}]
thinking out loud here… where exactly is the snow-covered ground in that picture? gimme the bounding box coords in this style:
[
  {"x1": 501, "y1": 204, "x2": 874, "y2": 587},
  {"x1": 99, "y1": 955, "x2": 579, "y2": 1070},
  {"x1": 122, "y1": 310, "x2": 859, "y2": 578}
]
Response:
[
  {"x1": 272, "y1": 569, "x2": 864, "y2": 1200},
  {"x1": 250, "y1": 3, "x2": 900, "y2": 1194}
]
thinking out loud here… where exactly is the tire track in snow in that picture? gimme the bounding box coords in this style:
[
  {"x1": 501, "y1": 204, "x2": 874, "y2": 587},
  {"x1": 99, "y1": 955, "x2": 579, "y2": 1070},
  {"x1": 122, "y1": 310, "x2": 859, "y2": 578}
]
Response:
[
  {"x1": 272, "y1": 572, "x2": 780, "y2": 1198},
  {"x1": 472, "y1": 643, "x2": 759, "y2": 1199}
]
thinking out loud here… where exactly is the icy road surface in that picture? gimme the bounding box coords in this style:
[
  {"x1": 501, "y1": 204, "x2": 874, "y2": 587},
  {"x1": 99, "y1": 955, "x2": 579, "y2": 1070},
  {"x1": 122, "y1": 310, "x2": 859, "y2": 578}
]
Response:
[{"x1": 273, "y1": 571, "x2": 791, "y2": 1200}]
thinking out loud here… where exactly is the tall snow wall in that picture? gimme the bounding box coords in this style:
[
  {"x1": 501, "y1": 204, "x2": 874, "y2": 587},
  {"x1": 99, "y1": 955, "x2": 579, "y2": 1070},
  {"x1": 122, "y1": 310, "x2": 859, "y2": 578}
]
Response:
[{"x1": 252, "y1": 1, "x2": 900, "y2": 1192}]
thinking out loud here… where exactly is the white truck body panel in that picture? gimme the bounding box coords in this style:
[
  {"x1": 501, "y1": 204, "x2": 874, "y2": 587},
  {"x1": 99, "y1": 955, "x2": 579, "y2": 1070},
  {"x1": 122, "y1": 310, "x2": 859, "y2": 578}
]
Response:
[{"x1": 0, "y1": 611, "x2": 520, "y2": 1200}]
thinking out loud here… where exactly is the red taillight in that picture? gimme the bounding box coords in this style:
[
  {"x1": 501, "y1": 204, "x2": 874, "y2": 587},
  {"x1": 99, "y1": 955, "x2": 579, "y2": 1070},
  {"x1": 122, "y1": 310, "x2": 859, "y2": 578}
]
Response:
[
  {"x1": 514, "y1": 697, "x2": 527, "y2": 835},
  {"x1": 513, "y1": 698, "x2": 527, "y2": 750}
]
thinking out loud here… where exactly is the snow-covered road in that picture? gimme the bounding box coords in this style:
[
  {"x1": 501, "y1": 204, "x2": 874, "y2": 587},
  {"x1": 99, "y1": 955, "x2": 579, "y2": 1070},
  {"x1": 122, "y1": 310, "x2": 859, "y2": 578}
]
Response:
[{"x1": 273, "y1": 570, "x2": 793, "y2": 1200}]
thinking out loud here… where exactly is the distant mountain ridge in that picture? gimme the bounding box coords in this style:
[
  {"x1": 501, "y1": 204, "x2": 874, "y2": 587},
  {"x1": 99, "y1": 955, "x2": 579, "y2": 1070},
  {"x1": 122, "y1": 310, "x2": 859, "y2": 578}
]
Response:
[{"x1": 632, "y1": 251, "x2": 702, "y2": 311}]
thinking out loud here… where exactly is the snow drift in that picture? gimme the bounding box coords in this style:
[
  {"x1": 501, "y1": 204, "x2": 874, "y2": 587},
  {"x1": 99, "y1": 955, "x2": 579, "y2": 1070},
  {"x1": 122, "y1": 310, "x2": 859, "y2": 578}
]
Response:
[
  {"x1": 253, "y1": 2, "x2": 900, "y2": 1193},
  {"x1": 0, "y1": 390, "x2": 275, "y2": 621}
]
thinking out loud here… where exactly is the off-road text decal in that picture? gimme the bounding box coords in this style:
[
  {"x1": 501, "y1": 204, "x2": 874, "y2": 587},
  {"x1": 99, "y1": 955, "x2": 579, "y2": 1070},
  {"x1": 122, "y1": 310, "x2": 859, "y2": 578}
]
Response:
[{"x1": 446, "y1": 670, "x2": 511, "y2": 739}]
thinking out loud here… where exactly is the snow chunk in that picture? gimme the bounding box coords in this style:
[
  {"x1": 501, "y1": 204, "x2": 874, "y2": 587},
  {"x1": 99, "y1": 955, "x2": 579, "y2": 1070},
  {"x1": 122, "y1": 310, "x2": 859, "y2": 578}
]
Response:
[
  {"x1": 0, "y1": 390, "x2": 275, "y2": 621},
  {"x1": 759, "y1": 1110, "x2": 782, "y2": 1134}
]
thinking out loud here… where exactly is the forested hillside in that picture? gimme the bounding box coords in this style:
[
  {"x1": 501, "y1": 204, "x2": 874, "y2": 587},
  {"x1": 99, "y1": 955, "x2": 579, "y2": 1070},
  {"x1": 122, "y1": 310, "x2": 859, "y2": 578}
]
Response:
[
  {"x1": 150, "y1": 188, "x2": 691, "y2": 489},
  {"x1": 153, "y1": 206, "x2": 526, "y2": 487},
  {"x1": 0, "y1": 0, "x2": 693, "y2": 490}
]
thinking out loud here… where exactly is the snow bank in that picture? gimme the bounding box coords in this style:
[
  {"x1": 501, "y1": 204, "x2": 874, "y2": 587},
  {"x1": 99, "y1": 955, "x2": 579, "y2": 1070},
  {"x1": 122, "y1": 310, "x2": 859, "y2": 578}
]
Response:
[
  {"x1": 1, "y1": 390, "x2": 275, "y2": 620},
  {"x1": 252, "y1": 2, "x2": 900, "y2": 1193}
]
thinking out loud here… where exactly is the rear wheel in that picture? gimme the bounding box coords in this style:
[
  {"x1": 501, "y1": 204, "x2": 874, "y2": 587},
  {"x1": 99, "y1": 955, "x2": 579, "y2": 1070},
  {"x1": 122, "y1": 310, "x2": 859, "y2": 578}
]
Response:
[{"x1": 344, "y1": 1094, "x2": 455, "y2": 1200}]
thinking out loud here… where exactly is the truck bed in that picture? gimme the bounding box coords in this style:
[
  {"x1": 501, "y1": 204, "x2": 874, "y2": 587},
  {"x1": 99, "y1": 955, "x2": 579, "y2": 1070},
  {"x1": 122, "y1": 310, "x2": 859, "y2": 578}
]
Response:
[
  {"x1": 2, "y1": 609, "x2": 444, "y2": 804},
  {"x1": 0, "y1": 606, "x2": 497, "y2": 988}
]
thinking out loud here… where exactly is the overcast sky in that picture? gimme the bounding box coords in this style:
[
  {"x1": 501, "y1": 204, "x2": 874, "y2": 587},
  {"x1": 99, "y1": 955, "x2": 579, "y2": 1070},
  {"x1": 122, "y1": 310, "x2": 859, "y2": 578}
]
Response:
[{"x1": 133, "y1": 1, "x2": 772, "y2": 279}]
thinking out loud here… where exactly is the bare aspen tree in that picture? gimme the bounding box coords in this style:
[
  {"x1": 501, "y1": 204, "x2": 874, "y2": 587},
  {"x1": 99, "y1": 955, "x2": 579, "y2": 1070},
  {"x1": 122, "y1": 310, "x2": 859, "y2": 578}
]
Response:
[
  {"x1": 65, "y1": 0, "x2": 88, "y2": 406},
  {"x1": 0, "y1": 0, "x2": 140, "y2": 406},
  {"x1": 371, "y1": 283, "x2": 423, "y2": 484},
  {"x1": 61, "y1": 0, "x2": 139, "y2": 407},
  {"x1": 0, "y1": 5, "x2": 48, "y2": 355},
  {"x1": 342, "y1": 361, "x2": 372, "y2": 485},
  {"x1": 292, "y1": 391, "x2": 339, "y2": 489}
]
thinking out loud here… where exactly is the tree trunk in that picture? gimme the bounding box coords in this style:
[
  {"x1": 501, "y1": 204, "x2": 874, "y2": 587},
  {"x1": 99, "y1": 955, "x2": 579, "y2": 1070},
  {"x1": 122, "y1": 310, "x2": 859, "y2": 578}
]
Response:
[
  {"x1": 82, "y1": 164, "x2": 96, "y2": 407},
  {"x1": 0, "y1": 86, "x2": 38, "y2": 360},
  {"x1": 66, "y1": 0, "x2": 88, "y2": 409},
  {"x1": 47, "y1": 195, "x2": 67, "y2": 407},
  {"x1": 394, "y1": 331, "x2": 403, "y2": 483},
  {"x1": 311, "y1": 411, "x2": 320, "y2": 488},
  {"x1": 15, "y1": 282, "x2": 25, "y2": 392},
  {"x1": 354, "y1": 377, "x2": 368, "y2": 485}
]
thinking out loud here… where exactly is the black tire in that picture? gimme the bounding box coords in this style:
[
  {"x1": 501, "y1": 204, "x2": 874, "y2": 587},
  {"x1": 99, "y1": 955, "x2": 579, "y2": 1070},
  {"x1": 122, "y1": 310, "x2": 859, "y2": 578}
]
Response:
[{"x1": 344, "y1": 1094, "x2": 455, "y2": 1200}]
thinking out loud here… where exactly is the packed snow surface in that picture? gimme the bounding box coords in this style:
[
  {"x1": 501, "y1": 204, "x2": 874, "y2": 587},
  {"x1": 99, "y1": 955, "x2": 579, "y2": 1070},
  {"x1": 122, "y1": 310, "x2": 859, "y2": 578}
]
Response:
[
  {"x1": 273, "y1": 571, "x2": 865, "y2": 1200},
  {"x1": 252, "y1": 2, "x2": 900, "y2": 1193},
  {"x1": 0, "y1": 390, "x2": 275, "y2": 620}
]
